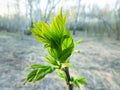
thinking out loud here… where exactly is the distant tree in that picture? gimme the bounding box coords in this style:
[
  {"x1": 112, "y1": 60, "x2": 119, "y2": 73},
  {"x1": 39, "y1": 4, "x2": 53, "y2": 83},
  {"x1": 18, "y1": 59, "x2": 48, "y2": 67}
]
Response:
[
  {"x1": 73, "y1": 0, "x2": 81, "y2": 35},
  {"x1": 6, "y1": 0, "x2": 10, "y2": 31},
  {"x1": 24, "y1": 0, "x2": 33, "y2": 35},
  {"x1": 44, "y1": 0, "x2": 60, "y2": 22},
  {"x1": 28, "y1": 0, "x2": 33, "y2": 28},
  {"x1": 115, "y1": 8, "x2": 120, "y2": 40},
  {"x1": 33, "y1": 0, "x2": 41, "y2": 22},
  {"x1": 115, "y1": 0, "x2": 120, "y2": 40},
  {"x1": 14, "y1": 0, "x2": 20, "y2": 32}
]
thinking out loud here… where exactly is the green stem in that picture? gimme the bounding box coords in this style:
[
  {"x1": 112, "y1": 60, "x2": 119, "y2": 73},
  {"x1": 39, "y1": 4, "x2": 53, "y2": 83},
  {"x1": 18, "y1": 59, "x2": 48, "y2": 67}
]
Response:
[{"x1": 63, "y1": 67, "x2": 73, "y2": 90}]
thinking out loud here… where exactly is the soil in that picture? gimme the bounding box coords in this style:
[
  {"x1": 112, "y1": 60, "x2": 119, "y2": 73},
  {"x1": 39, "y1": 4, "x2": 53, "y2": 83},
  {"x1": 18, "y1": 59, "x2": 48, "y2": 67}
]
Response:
[{"x1": 0, "y1": 31, "x2": 120, "y2": 90}]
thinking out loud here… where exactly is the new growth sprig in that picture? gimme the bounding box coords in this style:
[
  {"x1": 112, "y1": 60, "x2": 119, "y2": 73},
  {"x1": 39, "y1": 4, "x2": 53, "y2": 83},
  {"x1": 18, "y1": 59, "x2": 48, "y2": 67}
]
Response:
[{"x1": 24, "y1": 8, "x2": 87, "y2": 90}]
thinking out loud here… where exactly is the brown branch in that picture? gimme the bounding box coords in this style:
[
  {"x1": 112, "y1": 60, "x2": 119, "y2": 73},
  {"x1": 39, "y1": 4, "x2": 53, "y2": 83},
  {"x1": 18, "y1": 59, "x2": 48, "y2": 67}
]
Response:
[{"x1": 63, "y1": 67, "x2": 73, "y2": 90}]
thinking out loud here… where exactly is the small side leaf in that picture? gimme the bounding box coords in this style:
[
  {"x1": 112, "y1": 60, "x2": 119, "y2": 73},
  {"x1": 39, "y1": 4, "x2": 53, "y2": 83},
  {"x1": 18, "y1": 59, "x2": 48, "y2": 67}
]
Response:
[
  {"x1": 76, "y1": 77, "x2": 87, "y2": 85},
  {"x1": 74, "y1": 39, "x2": 83, "y2": 46},
  {"x1": 45, "y1": 56, "x2": 57, "y2": 65},
  {"x1": 74, "y1": 50, "x2": 80, "y2": 54},
  {"x1": 58, "y1": 71, "x2": 67, "y2": 81},
  {"x1": 24, "y1": 64, "x2": 55, "y2": 84},
  {"x1": 70, "y1": 77, "x2": 80, "y2": 88},
  {"x1": 70, "y1": 77, "x2": 87, "y2": 88}
]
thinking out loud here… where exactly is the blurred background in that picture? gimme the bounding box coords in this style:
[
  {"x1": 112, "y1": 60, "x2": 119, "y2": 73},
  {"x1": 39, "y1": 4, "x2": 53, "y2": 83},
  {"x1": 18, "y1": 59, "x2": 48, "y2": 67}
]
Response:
[
  {"x1": 0, "y1": 0, "x2": 120, "y2": 39},
  {"x1": 0, "y1": 0, "x2": 120, "y2": 90}
]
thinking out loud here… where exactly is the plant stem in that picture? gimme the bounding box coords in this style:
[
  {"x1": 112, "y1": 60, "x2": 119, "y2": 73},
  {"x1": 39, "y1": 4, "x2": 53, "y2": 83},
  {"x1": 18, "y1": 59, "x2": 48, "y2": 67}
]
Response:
[{"x1": 63, "y1": 67, "x2": 73, "y2": 90}]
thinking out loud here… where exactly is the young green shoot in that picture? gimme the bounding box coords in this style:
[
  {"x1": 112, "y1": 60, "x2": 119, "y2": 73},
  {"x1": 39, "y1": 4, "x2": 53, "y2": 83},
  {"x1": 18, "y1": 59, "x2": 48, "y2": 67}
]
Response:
[{"x1": 24, "y1": 8, "x2": 87, "y2": 90}]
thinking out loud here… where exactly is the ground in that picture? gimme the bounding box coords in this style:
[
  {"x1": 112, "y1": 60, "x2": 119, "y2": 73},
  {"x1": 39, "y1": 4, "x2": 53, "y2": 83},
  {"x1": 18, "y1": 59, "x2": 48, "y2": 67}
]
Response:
[{"x1": 0, "y1": 31, "x2": 120, "y2": 90}]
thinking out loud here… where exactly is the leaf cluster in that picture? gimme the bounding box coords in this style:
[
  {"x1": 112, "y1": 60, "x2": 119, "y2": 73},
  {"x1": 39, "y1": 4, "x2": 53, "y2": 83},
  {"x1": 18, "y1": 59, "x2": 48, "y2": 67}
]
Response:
[
  {"x1": 31, "y1": 8, "x2": 74, "y2": 64},
  {"x1": 24, "y1": 8, "x2": 87, "y2": 88}
]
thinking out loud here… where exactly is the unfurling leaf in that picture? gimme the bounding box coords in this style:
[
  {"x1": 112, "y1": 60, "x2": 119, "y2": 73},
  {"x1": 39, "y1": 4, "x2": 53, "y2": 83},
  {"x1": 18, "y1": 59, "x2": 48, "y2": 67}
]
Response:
[
  {"x1": 30, "y1": 7, "x2": 74, "y2": 64},
  {"x1": 70, "y1": 77, "x2": 87, "y2": 88},
  {"x1": 58, "y1": 70, "x2": 67, "y2": 81},
  {"x1": 76, "y1": 77, "x2": 87, "y2": 85},
  {"x1": 24, "y1": 64, "x2": 55, "y2": 84},
  {"x1": 59, "y1": 45, "x2": 74, "y2": 63},
  {"x1": 70, "y1": 77, "x2": 80, "y2": 88},
  {"x1": 74, "y1": 39, "x2": 83, "y2": 46},
  {"x1": 45, "y1": 56, "x2": 58, "y2": 65}
]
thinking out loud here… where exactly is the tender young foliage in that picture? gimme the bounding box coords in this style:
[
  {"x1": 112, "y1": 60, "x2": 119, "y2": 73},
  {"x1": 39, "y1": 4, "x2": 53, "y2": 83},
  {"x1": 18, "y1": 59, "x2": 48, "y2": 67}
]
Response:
[
  {"x1": 24, "y1": 8, "x2": 87, "y2": 89},
  {"x1": 70, "y1": 77, "x2": 87, "y2": 88},
  {"x1": 31, "y1": 9, "x2": 74, "y2": 64},
  {"x1": 26, "y1": 64, "x2": 54, "y2": 82}
]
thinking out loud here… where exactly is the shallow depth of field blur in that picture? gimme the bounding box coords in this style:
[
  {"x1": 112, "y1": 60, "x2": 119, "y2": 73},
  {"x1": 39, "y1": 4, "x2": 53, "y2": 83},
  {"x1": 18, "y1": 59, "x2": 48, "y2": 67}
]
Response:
[{"x1": 0, "y1": 0, "x2": 120, "y2": 90}]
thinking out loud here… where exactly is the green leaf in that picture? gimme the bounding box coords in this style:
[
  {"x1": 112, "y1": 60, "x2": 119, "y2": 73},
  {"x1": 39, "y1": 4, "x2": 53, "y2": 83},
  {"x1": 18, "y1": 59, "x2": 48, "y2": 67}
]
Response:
[
  {"x1": 45, "y1": 56, "x2": 57, "y2": 65},
  {"x1": 27, "y1": 64, "x2": 50, "y2": 70},
  {"x1": 70, "y1": 77, "x2": 80, "y2": 88},
  {"x1": 48, "y1": 48, "x2": 58, "y2": 59},
  {"x1": 25, "y1": 64, "x2": 55, "y2": 83},
  {"x1": 74, "y1": 50, "x2": 80, "y2": 54},
  {"x1": 76, "y1": 77, "x2": 87, "y2": 85},
  {"x1": 74, "y1": 39, "x2": 83, "y2": 46},
  {"x1": 58, "y1": 71, "x2": 67, "y2": 81},
  {"x1": 62, "y1": 37, "x2": 74, "y2": 50},
  {"x1": 70, "y1": 77, "x2": 87, "y2": 88},
  {"x1": 44, "y1": 43, "x2": 50, "y2": 48},
  {"x1": 33, "y1": 67, "x2": 51, "y2": 82},
  {"x1": 27, "y1": 70, "x2": 37, "y2": 82},
  {"x1": 59, "y1": 46, "x2": 74, "y2": 63}
]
